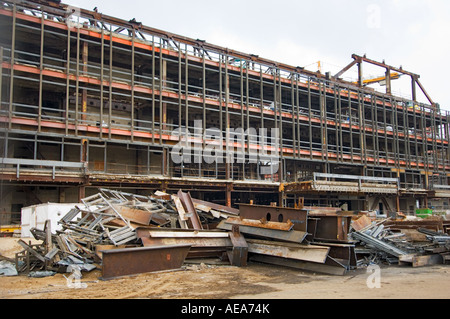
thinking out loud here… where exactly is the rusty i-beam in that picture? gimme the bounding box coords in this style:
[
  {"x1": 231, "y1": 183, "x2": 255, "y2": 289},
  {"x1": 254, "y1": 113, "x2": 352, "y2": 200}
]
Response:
[
  {"x1": 100, "y1": 244, "x2": 191, "y2": 280},
  {"x1": 177, "y1": 190, "x2": 203, "y2": 230}
]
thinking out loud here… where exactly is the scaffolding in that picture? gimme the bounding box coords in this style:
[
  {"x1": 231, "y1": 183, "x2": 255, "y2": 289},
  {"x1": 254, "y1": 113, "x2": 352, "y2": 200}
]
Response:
[{"x1": 1, "y1": 0, "x2": 450, "y2": 222}]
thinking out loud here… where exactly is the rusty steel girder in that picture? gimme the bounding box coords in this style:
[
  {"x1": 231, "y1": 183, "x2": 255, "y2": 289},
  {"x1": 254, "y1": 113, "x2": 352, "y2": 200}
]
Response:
[
  {"x1": 239, "y1": 204, "x2": 308, "y2": 232},
  {"x1": 100, "y1": 244, "x2": 191, "y2": 280},
  {"x1": 177, "y1": 190, "x2": 203, "y2": 230}
]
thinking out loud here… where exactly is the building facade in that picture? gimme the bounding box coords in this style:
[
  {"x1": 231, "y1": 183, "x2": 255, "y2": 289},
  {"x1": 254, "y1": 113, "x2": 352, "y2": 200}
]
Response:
[{"x1": 1, "y1": 0, "x2": 450, "y2": 224}]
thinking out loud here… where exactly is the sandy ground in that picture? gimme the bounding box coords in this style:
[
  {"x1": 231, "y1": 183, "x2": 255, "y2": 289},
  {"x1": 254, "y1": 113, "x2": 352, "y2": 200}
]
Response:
[{"x1": 1, "y1": 237, "x2": 450, "y2": 300}]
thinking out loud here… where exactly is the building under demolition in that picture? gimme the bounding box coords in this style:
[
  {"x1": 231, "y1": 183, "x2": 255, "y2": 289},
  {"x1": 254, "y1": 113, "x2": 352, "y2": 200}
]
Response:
[{"x1": 1, "y1": 0, "x2": 450, "y2": 225}]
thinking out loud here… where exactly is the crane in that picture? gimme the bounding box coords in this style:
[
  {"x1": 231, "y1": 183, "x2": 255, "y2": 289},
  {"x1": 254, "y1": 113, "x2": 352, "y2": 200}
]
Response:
[{"x1": 353, "y1": 72, "x2": 401, "y2": 86}]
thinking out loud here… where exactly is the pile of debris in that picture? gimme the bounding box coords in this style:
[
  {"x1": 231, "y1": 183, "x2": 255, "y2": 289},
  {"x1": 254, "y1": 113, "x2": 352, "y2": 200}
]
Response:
[
  {"x1": 10, "y1": 188, "x2": 361, "y2": 279},
  {"x1": 9, "y1": 188, "x2": 450, "y2": 280},
  {"x1": 350, "y1": 214, "x2": 450, "y2": 267},
  {"x1": 10, "y1": 188, "x2": 240, "y2": 279}
]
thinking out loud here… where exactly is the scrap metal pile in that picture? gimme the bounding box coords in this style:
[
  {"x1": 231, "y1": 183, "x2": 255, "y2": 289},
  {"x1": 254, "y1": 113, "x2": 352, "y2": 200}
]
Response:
[
  {"x1": 350, "y1": 214, "x2": 450, "y2": 267},
  {"x1": 11, "y1": 189, "x2": 358, "y2": 278},
  {"x1": 11, "y1": 188, "x2": 241, "y2": 278},
  {"x1": 10, "y1": 188, "x2": 450, "y2": 279}
]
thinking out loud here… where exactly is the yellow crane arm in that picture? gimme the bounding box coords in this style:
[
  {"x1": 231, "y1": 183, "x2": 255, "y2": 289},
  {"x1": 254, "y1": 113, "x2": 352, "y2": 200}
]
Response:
[{"x1": 354, "y1": 72, "x2": 400, "y2": 85}]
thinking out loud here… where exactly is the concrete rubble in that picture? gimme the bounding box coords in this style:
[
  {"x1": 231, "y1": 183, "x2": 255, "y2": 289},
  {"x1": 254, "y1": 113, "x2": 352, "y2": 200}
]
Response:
[{"x1": 5, "y1": 188, "x2": 450, "y2": 279}]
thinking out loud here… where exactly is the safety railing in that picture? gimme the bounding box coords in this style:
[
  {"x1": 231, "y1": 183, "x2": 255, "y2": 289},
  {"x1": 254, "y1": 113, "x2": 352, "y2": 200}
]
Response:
[{"x1": 0, "y1": 158, "x2": 86, "y2": 179}]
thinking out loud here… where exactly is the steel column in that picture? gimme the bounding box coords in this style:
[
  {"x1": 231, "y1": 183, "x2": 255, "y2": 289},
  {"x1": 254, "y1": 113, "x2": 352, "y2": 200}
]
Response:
[
  {"x1": 108, "y1": 23, "x2": 113, "y2": 140},
  {"x1": 38, "y1": 13, "x2": 44, "y2": 132},
  {"x1": 100, "y1": 28, "x2": 104, "y2": 139},
  {"x1": 8, "y1": 4, "x2": 16, "y2": 130},
  {"x1": 348, "y1": 88, "x2": 353, "y2": 163},
  {"x1": 130, "y1": 28, "x2": 135, "y2": 141},
  {"x1": 0, "y1": 47, "x2": 3, "y2": 120},
  {"x1": 151, "y1": 35, "x2": 155, "y2": 145},
  {"x1": 65, "y1": 26, "x2": 70, "y2": 136},
  {"x1": 75, "y1": 25, "x2": 80, "y2": 136},
  {"x1": 308, "y1": 80, "x2": 312, "y2": 160}
]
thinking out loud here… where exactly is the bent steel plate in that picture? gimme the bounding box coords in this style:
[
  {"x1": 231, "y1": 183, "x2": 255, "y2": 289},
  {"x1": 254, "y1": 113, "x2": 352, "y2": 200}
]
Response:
[{"x1": 100, "y1": 244, "x2": 191, "y2": 280}]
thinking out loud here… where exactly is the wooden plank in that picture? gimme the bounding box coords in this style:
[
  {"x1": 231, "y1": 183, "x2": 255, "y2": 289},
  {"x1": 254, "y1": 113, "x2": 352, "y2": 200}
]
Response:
[
  {"x1": 217, "y1": 220, "x2": 307, "y2": 243},
  {"x1": 246, "y1": 239, "x2": 330, "y2": 264}
]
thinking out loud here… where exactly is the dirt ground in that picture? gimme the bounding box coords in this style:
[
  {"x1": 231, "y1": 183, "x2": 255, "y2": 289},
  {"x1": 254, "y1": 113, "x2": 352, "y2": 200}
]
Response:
[{"x1": 1, "y1": 237, "x2": 450, "y2": 300}]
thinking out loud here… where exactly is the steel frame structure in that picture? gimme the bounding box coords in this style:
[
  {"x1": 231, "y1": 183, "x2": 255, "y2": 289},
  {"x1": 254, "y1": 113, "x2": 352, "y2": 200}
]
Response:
[{"x1": 1, "y1": 0, "x2": 450, "y2": 221}]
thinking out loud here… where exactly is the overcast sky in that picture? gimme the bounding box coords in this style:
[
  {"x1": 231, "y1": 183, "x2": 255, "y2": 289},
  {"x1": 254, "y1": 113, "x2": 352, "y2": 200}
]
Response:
[{"x1": 67, "y1": 0, "x2": 450, "y2": 111}]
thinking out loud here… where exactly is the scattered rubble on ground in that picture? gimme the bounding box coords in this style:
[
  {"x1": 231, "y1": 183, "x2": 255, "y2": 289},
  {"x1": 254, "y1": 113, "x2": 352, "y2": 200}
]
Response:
[{"x1": 2, "y1": 188, "x2": 450, "y2": 280}]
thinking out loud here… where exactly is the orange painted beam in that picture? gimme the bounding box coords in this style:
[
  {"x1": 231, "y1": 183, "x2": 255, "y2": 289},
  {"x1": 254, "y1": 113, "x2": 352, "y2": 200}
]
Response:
[
  {"x1": 2, "y1": 114, "x2": 447, "y2": 171},
  {"x1": 1, "y1": 6, "x2": 431, "y2": 117},
  {"x1": 4, "y1": 60, "x2": 449, "y2": 148}
]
